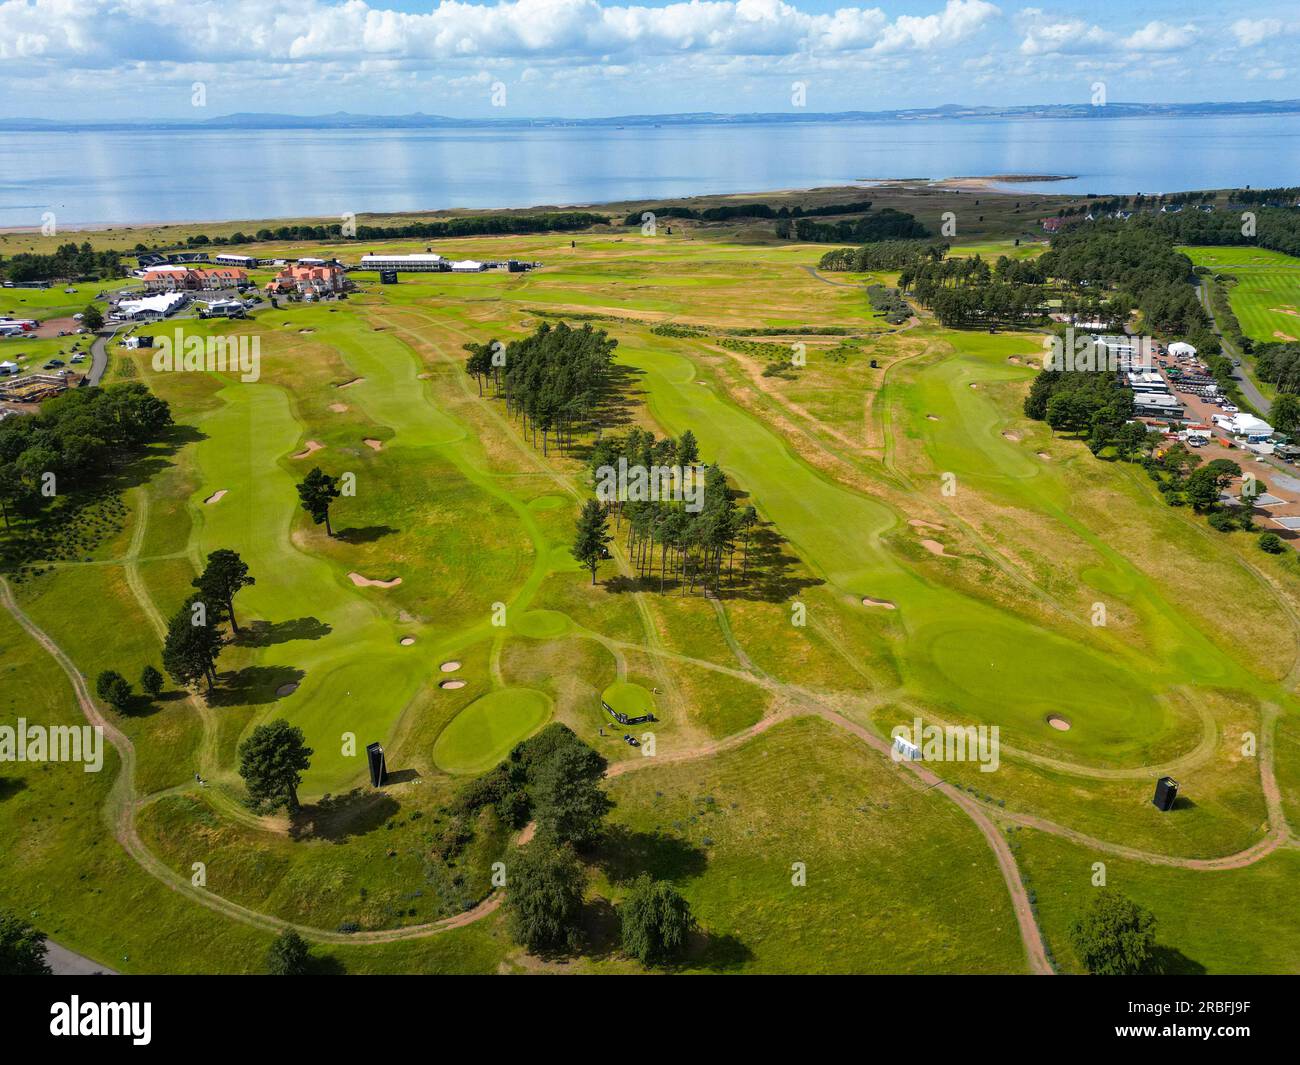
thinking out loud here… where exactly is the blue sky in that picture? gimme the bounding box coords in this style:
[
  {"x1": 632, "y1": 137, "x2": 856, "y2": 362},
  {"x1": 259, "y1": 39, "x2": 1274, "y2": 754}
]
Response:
[{"x1": 1, "y1": 0, "x2": 1298, "y2": 120}]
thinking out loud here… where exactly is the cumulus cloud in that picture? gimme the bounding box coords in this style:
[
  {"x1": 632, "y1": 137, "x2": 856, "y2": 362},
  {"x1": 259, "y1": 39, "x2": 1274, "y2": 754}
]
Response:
[
  {"x1": 1231, "y1": 18, "x2": 1296, "y2": 48},
  {"x1": 0, "y1": 0, "x2": 1001, "y2": 64},
  {"x1": 1017, "y1": 9, "x2": 1198, "y2": 57}
]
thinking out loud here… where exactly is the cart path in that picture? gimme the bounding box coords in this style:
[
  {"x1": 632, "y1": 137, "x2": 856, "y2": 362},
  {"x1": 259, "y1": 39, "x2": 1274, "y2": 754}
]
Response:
[{"x1": 7, "y1": 570, "x2": 1290, "y2": 969}]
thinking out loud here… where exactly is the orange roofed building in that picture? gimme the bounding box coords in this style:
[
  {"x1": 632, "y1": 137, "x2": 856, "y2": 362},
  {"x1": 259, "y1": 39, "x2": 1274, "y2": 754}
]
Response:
[
  {"x1": 141, "y1": 266, "x2": 249, "y2": 292},
  {"x1": 265, "y1": 261, "x2": 348, "y2": 297}
]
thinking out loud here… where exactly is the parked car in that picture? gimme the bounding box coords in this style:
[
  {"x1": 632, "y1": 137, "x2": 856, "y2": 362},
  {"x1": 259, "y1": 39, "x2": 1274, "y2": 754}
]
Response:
[{"x1": 44, "y1": 358, "x2": 65, "y2": 368}]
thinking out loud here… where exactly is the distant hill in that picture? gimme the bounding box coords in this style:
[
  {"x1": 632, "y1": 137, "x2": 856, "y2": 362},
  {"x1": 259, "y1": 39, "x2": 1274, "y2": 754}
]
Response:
[{"x1": 3, "y1": 100, "x2": 1300, "y2": 132}]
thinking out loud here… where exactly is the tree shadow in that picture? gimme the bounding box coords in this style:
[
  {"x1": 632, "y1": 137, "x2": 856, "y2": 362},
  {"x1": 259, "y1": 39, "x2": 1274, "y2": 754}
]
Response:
[
  {"x1": 234, "y1": 617, "x2": 332, "y2": 647},
  {"x1": 1146, "y1": 944, "x2": 1207, "y2": 975},
  {"x1": 576, "y1": 897, "x2": 622, "y2": 960},
  {"x1": 292, "y1": 787, "x2": 401, "y2": 842},
  {"x1": 208, "y1": 665, "x2": 306, "y2": 707},
  {"x1": 685, "y1": 928, "x2": 754, "y2": 972},
  {"x1": 305, "y1": 953, "x2": 347, "y2": 975},
  {"x1": 0, "y1": 777, "x2": 27, "y2": 801},
  {"x1": 335, "y1": 525, "x2": 398, "y2": 545},
  {"x1": 595, "y1": 825, "x2": 709, "y2": 884}
]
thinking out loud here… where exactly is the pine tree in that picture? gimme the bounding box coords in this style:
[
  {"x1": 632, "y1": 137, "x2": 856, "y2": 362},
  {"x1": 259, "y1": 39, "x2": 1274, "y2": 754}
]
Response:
[{"x1": 571, "y1": 499, "x2": 611, "y2": 585}]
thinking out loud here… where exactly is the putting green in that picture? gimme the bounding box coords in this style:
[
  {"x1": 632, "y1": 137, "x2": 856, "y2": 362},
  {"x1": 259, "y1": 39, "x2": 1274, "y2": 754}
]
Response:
[
  {"x1": 432, "y1": 688, "x2": 551, "y2": 774},
  {"x1": 601, "y1": 680, "x2": 656, "y2": 719},
  {"x1": 514, "y1": 609, "x2": 571, "y2": 638}
]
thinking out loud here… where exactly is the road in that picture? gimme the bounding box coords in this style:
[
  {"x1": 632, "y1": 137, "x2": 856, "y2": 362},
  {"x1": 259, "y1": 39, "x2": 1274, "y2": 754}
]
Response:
[
  {"x1": 1197, "y1": 279, "x2": 1271, "y2": 416},
  {"x1": 86, "y1": 326, "x2": 122, "y2": 387},
  {"x1": 43, "y1": 939, "x2": 118, "y2": 975}
]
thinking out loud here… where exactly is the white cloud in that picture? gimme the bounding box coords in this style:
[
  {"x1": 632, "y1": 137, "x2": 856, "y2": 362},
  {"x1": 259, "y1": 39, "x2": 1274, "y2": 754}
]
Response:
[
  {"x1": 1120, "y1": 21, "x2": 1197, "y2": 53},
  {"x1": 0, "y1": 0, "x2": 1000, "y2": 65},
  {"x1": 1231, "y1": 18, "x2": 1296, "y2": 48},
  {"x1": 1017, "y1": 10, "x2": 1198, "y2": 58}
]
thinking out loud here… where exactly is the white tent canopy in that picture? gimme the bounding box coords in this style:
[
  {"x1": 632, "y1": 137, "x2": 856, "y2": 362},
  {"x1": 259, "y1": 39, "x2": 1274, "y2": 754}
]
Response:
[{"x1": 1168, "y1": 341, "x2": 1197, "y2": 357}]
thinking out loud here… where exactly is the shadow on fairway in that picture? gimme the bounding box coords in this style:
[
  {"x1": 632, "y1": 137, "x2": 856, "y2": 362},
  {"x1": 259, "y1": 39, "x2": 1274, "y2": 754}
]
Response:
[
  {"x1": 0, "y1": 777, "x2": 27, "y2": 801},
  {"x1": 209, "y1": 665, "x2": 306, "y2": 707},
  {"x1": 595, "y1": 825, "x2": 708, "y2": 884},
  {"x1": 234, "y1": 616, "x2": 332, "y2": 647},
  {"x1": 293, "y1": 787, "x2": 401, "y2": 842},
  {"x1": 335, "y1": 524, "x2": 398, "y2": 544},
  {"x1": 690, "y1": 929, "x2": 755, "y2": 972},
  {"x1": 1147, "y1": 944, "x2": 1207, "y2": 975}
]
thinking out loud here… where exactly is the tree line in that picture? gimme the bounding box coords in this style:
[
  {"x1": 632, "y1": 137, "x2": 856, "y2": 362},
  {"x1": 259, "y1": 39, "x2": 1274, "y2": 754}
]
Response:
[
  {"x1": 464, "y1": 321, "x2": 617, "y2": 456},
  {"x1": 622, "y1": 199, "x2": 875, "y2": 226},
  {"x1": 0, "y1": 241, "x2": 122, "y2": 283},
  {"x1": 817, "y1": 239, "x2": 948, "y2": 271},
  {"x1": 898, "y1": 253, "x2": 1049, "y2": 327},
  {"x1": 777, "y1": 208, "x2": 929, "y2": 243}
]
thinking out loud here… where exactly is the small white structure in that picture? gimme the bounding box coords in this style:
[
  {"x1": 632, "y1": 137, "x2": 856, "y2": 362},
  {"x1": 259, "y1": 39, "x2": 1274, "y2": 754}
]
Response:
[
  {"x1": 1225, "y1": 413, "x2": 1274, "y2": 441},
  {"x1": 0, "y1": 360, "x2": 19, "y2": 375},
  {"x1": 893, "y1": 735, "x2": 921, "y2": 762},
  {"x1": 214, "y1": 253, "x2": 257, "y2": 267},
  {"x1": 450, "y1": 259, "x2": 486, "y2": 273},
  {"x1": 204, "y1": 299, "x2": 245, "y2": 317},
  {"x1": 1168, "y1": 341, "x2": 1197, "y2": 358}
]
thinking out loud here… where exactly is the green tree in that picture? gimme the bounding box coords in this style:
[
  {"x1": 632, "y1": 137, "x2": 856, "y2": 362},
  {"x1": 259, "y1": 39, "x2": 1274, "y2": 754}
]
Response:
[
  {"x1": 504, "y1": 840, "x2": 585, "y2": 954},
  {"x1": 296, "y1": 467, "x2": 342, "y2": 536},
  {"x1": 265, "y1": 929, "x2": 311, "y2": 975},
  {"x1": 162, "y1": 596, "x2": 224, "y2": 693},
  {"x1": 0, "y1": 910, "x2": 52, "y2": 975},
  {"x1": 140, "y1": 664, "x2": 164, "y2": 698},
  {"x1": 571, "y1": 498, "x2": 611, "y2": 585},
  {"x1": 81, "y1": 304, "x2": 104, "y2": 331},
  {"x1": 1270, "y1": 392, "x2": 1300, "y2": 434},
  {"x1": 620, "y1": 875, "x2": 694, "y2": 965},
  {"x1": 1069, "y1": 889, "x2": 1157, "y2": 975},
  {"x1": 94, "y1": 670, "x2": 132, "y2": 713},
  {"x1": 1259, "y1": 532, "x2": 1286, "y2": 554},
  {"x1": 238, "y1": 719, "x2": 313, "y2": 814},
  {"x1": 531, "y1": 742, "x2": 612, "y2": 848},
  {"x1": 193, "y1": 549, "x2": 255, "y2": 634}
]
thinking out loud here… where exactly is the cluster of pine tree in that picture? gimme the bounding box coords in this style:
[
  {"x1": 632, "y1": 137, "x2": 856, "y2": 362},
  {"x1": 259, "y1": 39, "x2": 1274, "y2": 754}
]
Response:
[
  {"x1": 164, "y1": 212, "x2": 606, "y2": 251},
  {"x1": 1023, "y1": 369, "x2": 1143, "y2": 455},
  {"x1": 0, "y1": 384, "x2": 172, "y2": 528},
  {"x1": 817, "y1": 239, "x2": 948, "y2": 272},
  {"x1": 622, "y1": 199, "x2": 874, "y2": 226},
  {"x1": 778, "y1": 208, "x2": 928, "y2": 243},
  {"x1": 464, "y1": 321, "x2": 617, "y2": 456},
  {"x1": 0, "y1": 242, "x2": 122, "y2": 283},
  {"x1": 898, "y1": 254, "x2": 1049, "y2": 327},
  {"x1": 576, "y1": 428, "x2": 759, "y2": 595}
]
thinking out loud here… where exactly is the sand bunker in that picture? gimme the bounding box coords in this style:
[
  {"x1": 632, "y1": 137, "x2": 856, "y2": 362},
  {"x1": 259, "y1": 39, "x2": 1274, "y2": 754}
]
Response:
[
  {"x1": 276, "y1": 682, "x2": 299, "y2": 697},
  {"x1": 1047, "y1": 714, "x2": 1071, "y2": 731},
  {"x1": 926, "y1": 414, "x2": 940, "y2": 421},
  {"x1": 204, "y1": 490, "x2": 227, "y2": 505},
  {"x1": 1037, "y1": 452, "x2": 1051, "y2": 461},
  {"x1": 1271, "y1": 306, "x2": 1300, "y2": 318},
  {"x1": 440, "y1": 680, "x2": 466, "y2": 690},
  {"x1": 1002, "y1": 430, "x2": 1022, "y2": 442},
  {"x1": 329, "y1": 403, "x2": 348, "y2": 413},
  {"x1": 400, "y1": 636, "x2": 415, "y2": 646},
  {"x1": 969, "y1": 382, "x2": 979, "y2": 389},
  {"x1": 439, "y1": 661, "x2": 462, "y2": 673},
  {"x1": 338, "y1": 377, "x2": 364, "y2": 389},
  {"x1": 908, "y1": 518, "x2": 946, "y2": 531},
  {"x1": 292, "y1": 440, "x2": 323, "y2": 459},
  {"x1": 348, "y1": 572, "x2": 402, "y2": 588},
  {"x1": 861, "y1": 596, "x2": 897, "y2": 610},
  {"x1": 363, "y1": 439, "x2": 383, "y2": 451},
  {"x1": 1275, "y1": 331, "x2": 1298, "y2": 342},
  {"x1": 920, "y1": 539, "x2": 953, "y2": 557}
]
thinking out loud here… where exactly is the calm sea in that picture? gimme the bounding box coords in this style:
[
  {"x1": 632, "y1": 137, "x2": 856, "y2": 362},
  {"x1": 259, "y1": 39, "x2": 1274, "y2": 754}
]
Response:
[{"x1": 2, "y1": 113, "x2": 1299, "y2": 228}]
